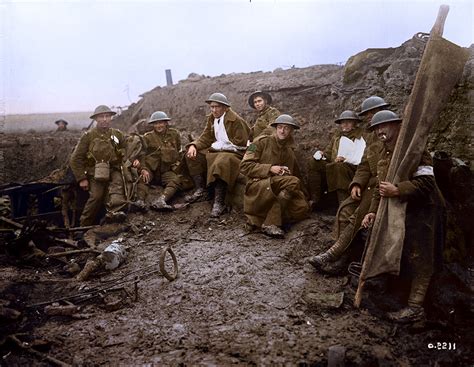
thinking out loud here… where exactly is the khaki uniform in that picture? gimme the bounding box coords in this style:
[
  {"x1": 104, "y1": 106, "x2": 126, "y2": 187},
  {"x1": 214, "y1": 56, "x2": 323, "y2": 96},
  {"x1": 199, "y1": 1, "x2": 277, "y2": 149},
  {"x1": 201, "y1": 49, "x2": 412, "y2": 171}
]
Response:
[
  {"x1": 69, "y1": 127, "x2": 127, "y2": 226},
  {"x1": 137, "y1": 128, "x2": 183, "y2": 200},
  {"x1": 240, "y1": 134, "x2": 309, "y2": 227},
  {"x1": 252, "y1": 106, "x2": 281, "y2": 139},
  {"x1": 307, "y1": 127, "x2": 364, "y2": 203},
  {"x1": 369, "y1": 147, "x2": 444, "y2": 306},
  {"x1": 186, "y1": 109, "x2": 250, "y2": 191}
]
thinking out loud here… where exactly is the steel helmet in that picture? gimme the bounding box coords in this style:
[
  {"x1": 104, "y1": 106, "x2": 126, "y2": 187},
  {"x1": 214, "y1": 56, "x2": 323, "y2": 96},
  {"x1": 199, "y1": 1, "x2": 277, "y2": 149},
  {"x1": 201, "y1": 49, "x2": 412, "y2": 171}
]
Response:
[
  {"x1": 369, "y1": 110, "x2": 402, "y2": 130},
  {"x1": 205, "y1": 93, "x2": 231, "y2": 107},
  {"x1": 148, "y1": 111, "x2": 171, "y2": 124},
  {"x1": 55, "y1": 119, "x2": 69, "y2": 126},
  {"x1": 334, "y1": 110, "x2": 361, "y2": 124},
  {"x1": 248, "y1": 90, "x2": 273, "y2": 109},
  {"x1": 90, "y1": 105, "x2": 117, "y2": 119},
  {"x1": 270, "y1": 114, "x2": 300, "y2": 130},
  {"x1": 358, "y1": 96, "x2": 390, "y2": 116}
]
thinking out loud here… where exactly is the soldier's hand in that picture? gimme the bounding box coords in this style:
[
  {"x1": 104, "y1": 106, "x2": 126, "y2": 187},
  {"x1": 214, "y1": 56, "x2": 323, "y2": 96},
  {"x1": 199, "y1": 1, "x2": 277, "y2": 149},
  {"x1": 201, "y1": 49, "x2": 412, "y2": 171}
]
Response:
[
  {"x1": 270, "y1": 165, "x2": 289, "y2": 176},
  {"x1": 132, "y1": 159, "x2": 141, "y2": 168},
  {"x1": 379, "y1": 181, "x2": 399, "y2": 197},
  {"x1": 79, "y1": 179, "x2": 89, "y2": 191},
  {"x1": 335, "y1": 156, "x2": 346, "y2": 162},
  {"x1": 186, "y1": 145, "x2": 197, "y2": 160},
  {"x1": 362, "y1": 212, "x2": 375, "y2": 228},
  {"x1": 351, "y1": 185, "x2": 361, "y2": 200},
  {"x1": 141, "y1": 170, "x2": 151, "y2": 184}
]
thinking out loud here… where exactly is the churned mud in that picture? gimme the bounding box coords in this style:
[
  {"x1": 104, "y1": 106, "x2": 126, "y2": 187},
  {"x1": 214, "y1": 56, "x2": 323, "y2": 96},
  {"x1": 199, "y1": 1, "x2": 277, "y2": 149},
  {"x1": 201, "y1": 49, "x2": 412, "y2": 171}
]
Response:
[{"x1": 1, "y1": 198, "x2": 472, "y2": 366}]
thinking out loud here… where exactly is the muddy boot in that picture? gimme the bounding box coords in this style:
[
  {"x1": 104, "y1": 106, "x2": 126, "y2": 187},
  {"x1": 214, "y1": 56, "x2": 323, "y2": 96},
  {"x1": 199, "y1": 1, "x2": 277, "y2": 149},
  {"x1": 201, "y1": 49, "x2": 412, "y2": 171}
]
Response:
[
  {"x1": 130, "y1": 199, "x2": 148, "y2": 213},
  {"x1": 185, "y1": 175, "x2": 208, "y2": 203},
  {"x1": 386, "y1": 305, "x2": 425, "y2": 323},
  {"x1": 309, "y1": 222, "x2": 354, "y2": 270},
  {"x1": 210, "y1": 180, "x2": 227, "y2": 217},
  {"x1": 319, "y1": 252, "x2": 350, "y2": 275},
  {"x1": 104, "y1": 211, "x2": 127, "y2": 224},
  {"x1": 308, "y1": 251, "x2": 336, "y2": 269},
  {"x1": 262, "y1": 224, "x2": 285, "y2": 238},
  {"x1": 150, "y1": 195, "x2": 173, "y2": 211}
]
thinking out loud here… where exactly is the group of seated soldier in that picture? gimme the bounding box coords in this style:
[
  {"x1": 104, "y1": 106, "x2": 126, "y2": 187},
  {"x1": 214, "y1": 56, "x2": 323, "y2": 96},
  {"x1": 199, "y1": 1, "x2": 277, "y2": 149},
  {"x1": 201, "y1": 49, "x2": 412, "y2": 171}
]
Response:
[{"x1": 68, "y1": 93, "x2": 444, "y2": 323}]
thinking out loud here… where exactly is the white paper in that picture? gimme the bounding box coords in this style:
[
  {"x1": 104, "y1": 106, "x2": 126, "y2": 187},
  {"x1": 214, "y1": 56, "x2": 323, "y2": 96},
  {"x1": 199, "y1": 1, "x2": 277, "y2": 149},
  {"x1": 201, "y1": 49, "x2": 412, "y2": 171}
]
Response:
[{"x1": 336, "y1": 136, "x2": 366, "y2": 165}]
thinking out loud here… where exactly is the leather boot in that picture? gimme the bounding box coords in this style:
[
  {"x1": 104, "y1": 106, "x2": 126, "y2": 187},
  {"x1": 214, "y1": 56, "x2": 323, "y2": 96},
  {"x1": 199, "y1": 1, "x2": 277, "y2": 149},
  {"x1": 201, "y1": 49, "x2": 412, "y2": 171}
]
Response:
[
  {"x1": 130, "y1": 199, "x2": 148, "y2": 213},
  {"x1": 185, "y1": 175, "x2": 208, "y2": 203},
  {"x1": 386, "y1": 305, "x2": 425, "y2": 323},
  {"x1": 307, "y1": 227, "x2": 351, "y2": 270},
  {"x1": 150, "y1": 195, "x2": 173, "y2": 211},
  {"x1": 210, "y1": 180, "x2": 227, "y2": 217},
  {"x1": 308, "y1": 251, "x2": 336, "y2": 269},
  {"x1": 262, "y1": 224, "x2": 285, "y2": 238}
]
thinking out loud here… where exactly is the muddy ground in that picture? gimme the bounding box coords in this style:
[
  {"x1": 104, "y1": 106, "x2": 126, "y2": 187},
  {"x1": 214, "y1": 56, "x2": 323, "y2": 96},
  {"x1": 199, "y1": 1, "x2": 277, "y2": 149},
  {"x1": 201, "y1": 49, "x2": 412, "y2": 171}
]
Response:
[{"x1": 1, "y1": 192, "x2": 473, "y2": 366}]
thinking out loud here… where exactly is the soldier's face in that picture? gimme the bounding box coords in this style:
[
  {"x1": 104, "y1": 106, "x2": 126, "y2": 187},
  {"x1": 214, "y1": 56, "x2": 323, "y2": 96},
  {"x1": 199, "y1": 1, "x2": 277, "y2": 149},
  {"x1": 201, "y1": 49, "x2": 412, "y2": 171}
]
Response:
[
  {"x1": 253, "y1": 96, "x2": 266, "y2": 111},
  {"x1": 57, "y1": 122, "x2": 67, "y2": 131},
  {"x1": 209, "y1": 103, "x2": 227, "y2": 119},
  {"x1": 153, "y1": 121, "x2": 168, "y2": 133},
  {"x1": 276, "y1": 124, "x2": 293, "y2": 140},
  {"x1": 374, "y1": 122, "x2": 400, "y2": 145},
  {"x1": 95, "y1": 113, "x2": 114, "y2": 129},
  {"x1": 340, "y1": 120, "x2": 356, "y2": 132},
  {"x1": 361, "y1": 110, "x2": 375, "y2": 124}
]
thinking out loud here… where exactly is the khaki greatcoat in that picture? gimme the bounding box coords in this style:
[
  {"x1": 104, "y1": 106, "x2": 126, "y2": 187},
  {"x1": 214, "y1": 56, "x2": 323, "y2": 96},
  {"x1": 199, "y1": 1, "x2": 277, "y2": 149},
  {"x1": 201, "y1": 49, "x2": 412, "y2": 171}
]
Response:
[
  {"x1": 367, "y1": 145, "x2": 445, "y2": 306},
  {"x1": 187, "y1": 109, "x2": 250, "y2": 191},
  {"x1": 252, "y1": 105, "x2": 281, "y2": 139},
  {"x1": 137, "y1": 128, "x2": 183, "y2": 200},
  {"x1": 240, "y1": 134, "x2": 309, "y2": 227}
]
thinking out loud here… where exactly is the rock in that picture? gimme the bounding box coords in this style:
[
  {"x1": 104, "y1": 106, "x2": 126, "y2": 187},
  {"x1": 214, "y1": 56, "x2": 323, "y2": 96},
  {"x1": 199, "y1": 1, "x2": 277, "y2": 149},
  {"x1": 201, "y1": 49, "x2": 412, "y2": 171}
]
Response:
[{"x1": 328, "y1": 344, "x2": 346, "y2": 367}]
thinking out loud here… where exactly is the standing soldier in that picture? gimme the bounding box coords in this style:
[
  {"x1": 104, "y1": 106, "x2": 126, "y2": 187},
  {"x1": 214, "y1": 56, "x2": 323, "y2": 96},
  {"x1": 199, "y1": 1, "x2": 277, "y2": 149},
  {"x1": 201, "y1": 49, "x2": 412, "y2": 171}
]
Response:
[
  {"x1": 248, "y1": 90, "x2": 280, "y2": 140},
  {"x1": 360, "y1": 111, "x2": 443, "y2": 322},
  {"x1": 70, "y1": 105, "x2": 127, "y2": 225},
  {"x1": 136, "y1": 111, "x2": 183, "y2": 210},
  {"x1": 185, "y1": 93, "x2": 250, "y2": 217},
  {"x1": 241, "y1": 114, "x2": 309, "y2": 238},
  {"x1": 307, "y1": 110, "x2": 366, "y2": 207}
]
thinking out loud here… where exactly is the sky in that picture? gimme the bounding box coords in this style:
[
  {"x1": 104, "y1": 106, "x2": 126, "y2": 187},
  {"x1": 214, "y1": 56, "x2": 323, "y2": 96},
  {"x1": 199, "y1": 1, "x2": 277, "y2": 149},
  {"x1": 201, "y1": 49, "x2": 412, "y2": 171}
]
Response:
[{"x1": 1, "y1": 0, "x2": 472, "y2": 115}]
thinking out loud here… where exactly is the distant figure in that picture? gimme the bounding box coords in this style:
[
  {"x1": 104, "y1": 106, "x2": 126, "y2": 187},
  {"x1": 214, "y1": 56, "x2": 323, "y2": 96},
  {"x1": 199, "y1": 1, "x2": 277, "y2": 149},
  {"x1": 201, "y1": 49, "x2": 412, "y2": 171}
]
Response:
[
  {"x1": 55, "y1": 119, "x2": 68, "y2": 131},
  {"x1": 247, "y1": 90, "x2": 280, "y2": 140}
]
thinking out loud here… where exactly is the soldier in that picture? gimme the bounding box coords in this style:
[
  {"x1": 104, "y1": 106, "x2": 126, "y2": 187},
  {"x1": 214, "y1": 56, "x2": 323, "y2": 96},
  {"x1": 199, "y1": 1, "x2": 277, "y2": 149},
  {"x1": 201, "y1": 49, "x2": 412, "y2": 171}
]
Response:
[
  {"x1": 55, "y1": 119, "x2": 68, "y2": 131},
  {"x1": 309, "y1": 112, "x2": 444, "y2": 323},
  {"x1": 308, "y1": 96, "x2": 391, "y2": 273},
  {"x1": 136, "y1": 111, "x2": 183, "y2": 210},
  {"x1": 185, "y1": 93, "x2": 251, "y2": 217},
  {"x1": 241, "y1": 114, "x2": 309, "y2": 238},
  {"x1": 248, "y1": 90, "x2": 281, "y2": 140},
  {"x1": 70, "y1": 105, "x2": 127, "y2": 225},
  {"x1": 358, "y1": 111, "x2": 443, "y2": 322},
  {"x1": 307, "y1": 110, "x2": 366, "y2": 207}
]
